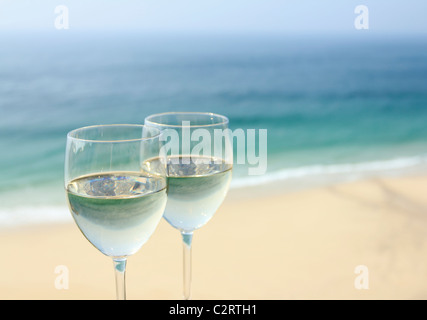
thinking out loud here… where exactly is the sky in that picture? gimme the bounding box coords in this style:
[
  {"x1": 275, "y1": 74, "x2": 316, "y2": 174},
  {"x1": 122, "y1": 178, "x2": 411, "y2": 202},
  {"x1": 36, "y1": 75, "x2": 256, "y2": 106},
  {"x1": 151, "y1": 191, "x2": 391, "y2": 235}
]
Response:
[{"x1": 0, "y1": 0, "x2": 426, "y2": 34}]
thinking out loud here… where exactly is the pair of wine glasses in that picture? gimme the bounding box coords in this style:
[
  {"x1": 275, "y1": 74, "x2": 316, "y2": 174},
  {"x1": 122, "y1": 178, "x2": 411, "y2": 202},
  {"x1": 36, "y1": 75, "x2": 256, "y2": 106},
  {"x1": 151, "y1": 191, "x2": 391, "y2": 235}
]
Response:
[{"x1": 64, "y1": 112, "x2": 233, "y2": 300}]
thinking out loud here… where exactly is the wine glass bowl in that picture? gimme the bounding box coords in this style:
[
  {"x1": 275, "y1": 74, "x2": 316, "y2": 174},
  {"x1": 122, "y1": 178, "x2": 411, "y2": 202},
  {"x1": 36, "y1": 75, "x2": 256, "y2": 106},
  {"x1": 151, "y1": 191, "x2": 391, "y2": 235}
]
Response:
[
  {"x1": 64, "y1": 124, "x2": 167, "y2": 299},
  {"x1": 145, "y1": 112, "x2": 233, "y2": 299}
]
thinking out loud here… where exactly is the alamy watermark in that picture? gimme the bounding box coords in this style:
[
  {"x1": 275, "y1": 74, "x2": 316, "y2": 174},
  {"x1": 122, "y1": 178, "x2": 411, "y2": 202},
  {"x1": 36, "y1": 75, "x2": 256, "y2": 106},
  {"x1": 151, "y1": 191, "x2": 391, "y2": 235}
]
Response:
[
  {"x1": 159, "y1": 122, "x2": 268, "y2": 176},
  {"x1": 54, "y1": 5, "x2": 69, "y2": 30},
  {"x1": 354, "y1": 265, "x2": 369, "y2": 290},
  {"x1": 354, "y1": 5, "x2": 369, "y2": 30},
  {"x1": 54, "y1": 5, "x2": 368, "y2": 31},
  {"x1": 54, "y1": 265, "x2": 69, "y2": 290}
]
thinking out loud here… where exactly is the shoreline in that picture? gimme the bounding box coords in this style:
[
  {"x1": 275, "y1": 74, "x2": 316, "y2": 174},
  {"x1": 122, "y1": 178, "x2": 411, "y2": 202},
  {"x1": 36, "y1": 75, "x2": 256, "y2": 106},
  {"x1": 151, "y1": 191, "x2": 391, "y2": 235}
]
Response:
[
  {"x1": 0, "y1": 172, "x2": 427, "y2": 299},
  {"x1": 2, "y1": 157, "x2": 427, "y2": 231}
]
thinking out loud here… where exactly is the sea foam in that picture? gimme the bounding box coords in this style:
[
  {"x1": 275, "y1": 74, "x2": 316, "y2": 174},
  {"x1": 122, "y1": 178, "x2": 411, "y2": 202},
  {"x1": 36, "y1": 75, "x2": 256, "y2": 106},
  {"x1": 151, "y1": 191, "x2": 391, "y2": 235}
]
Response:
[
  {"x1": 230, "y1": 154, "x2": 427, "y2": 189},
  {"x1": 0, "y1": 205, "x2": 72, "y2": 230}
]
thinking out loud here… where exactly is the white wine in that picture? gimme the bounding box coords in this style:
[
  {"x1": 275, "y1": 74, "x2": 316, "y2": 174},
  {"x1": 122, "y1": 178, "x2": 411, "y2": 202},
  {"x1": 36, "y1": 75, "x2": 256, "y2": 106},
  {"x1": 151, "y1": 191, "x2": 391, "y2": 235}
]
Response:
[
  {"x1": 166, "y1": 156, "x2": 232, "y2": 231},
  {"x1": 144, "y1": 155, "x2": 232, "y2": 232},
  {"x1": 66, "y1": 172, "x2": 167, "y2": 258}
]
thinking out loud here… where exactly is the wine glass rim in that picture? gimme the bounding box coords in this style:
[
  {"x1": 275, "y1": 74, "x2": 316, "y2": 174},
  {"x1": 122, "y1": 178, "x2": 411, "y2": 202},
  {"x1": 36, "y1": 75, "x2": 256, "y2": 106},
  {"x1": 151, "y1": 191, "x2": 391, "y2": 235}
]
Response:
[
  {"x1": 145, "y1": 112, "x2": 229, "y2": 128},
  {"x1": 67, "y1": 124, "x2": 162, "y2": 143}
]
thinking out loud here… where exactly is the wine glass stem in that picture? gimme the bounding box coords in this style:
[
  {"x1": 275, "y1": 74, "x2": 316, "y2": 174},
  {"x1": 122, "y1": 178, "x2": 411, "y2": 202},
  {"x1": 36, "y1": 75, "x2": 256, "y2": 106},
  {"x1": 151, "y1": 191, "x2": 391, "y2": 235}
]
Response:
[
  {"x1": 181, "y1": 231, "x2": 193, "y2": 300},
  {"x1": 113, "y1": 258, "x2": 127, "y2": 300}
]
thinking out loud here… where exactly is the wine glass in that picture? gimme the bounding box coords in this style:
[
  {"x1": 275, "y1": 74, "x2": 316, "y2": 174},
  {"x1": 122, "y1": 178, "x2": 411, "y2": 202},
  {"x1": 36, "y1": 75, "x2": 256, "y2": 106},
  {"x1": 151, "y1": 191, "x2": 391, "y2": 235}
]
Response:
[
  {"x1": 144, "y1": 112, "x2": 233, "y2": 300},
  {"x1": 64, "y1": 124, "x2": 167, "y2": 300}
]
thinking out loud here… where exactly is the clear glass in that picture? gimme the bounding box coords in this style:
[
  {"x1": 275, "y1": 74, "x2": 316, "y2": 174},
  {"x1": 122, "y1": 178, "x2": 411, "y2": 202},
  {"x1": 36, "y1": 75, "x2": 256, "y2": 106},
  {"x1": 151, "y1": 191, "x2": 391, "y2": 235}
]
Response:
[
  {"x1": 145, "y1": 112, "x2": 233, "y2": 299},
  {"x1": 64, "y1": 124, "x2": 167, "y2": 300}
]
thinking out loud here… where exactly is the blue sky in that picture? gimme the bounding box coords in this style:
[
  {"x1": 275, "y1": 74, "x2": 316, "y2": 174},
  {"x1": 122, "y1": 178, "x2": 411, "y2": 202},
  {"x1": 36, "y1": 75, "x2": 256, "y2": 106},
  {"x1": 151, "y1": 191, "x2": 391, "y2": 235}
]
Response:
[{"x1": 0, "y1": 0, "x2": 426, "y2": 34}]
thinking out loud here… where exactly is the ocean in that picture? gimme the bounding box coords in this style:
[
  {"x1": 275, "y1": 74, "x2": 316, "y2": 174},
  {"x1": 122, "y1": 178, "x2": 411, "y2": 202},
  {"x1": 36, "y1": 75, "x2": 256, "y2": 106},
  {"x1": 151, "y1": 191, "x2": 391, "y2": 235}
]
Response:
[{"x1": 1, "y1": 31, "x2": 427, "y2": 228}]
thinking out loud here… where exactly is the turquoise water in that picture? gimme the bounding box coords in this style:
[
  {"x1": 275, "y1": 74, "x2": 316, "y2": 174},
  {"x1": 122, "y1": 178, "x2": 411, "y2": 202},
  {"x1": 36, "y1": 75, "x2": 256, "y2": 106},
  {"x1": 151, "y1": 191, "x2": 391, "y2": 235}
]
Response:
[{"x1": 1, "y1": 32, "x2": 427, "y2": 227}]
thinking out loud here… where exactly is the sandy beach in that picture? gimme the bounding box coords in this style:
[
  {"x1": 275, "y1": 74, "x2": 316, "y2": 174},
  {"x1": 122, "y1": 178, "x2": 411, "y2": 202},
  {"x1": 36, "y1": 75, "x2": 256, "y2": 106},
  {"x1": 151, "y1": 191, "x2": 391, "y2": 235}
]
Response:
[{"x1": 1, "y1": 173, "x2": 427, "y2": 300}]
